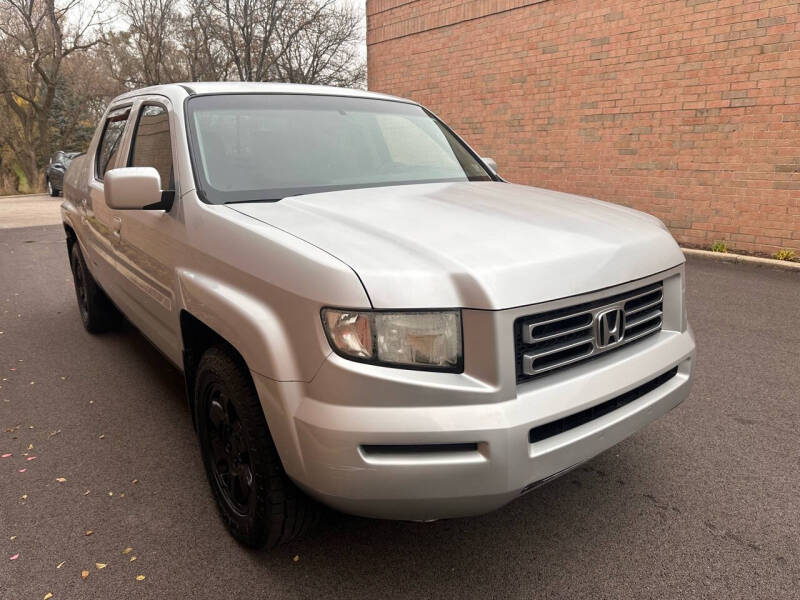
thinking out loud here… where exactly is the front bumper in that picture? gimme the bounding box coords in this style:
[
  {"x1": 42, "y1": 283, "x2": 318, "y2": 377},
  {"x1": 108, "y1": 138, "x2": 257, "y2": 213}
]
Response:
[{"x1": 252, "y1": 322, "x2": 695, "y2": 521}]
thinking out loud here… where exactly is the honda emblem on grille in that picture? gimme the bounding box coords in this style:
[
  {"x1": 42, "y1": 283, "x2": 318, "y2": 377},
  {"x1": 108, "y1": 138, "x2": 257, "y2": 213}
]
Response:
[{"x1": 596, "y1": 308, "x2": 625, "y2": 348}]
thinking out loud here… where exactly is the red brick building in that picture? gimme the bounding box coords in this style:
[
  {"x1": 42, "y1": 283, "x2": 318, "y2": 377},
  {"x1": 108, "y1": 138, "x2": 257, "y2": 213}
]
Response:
[{"x1": 366, "y1": 0, "x2": 800, "y2": 255}]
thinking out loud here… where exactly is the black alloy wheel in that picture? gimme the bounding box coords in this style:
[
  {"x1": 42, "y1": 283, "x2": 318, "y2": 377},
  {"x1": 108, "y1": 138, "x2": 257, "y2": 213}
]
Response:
[
  {"x1": 69, "y1": 244, "x2": 90, "y2": 326},
  {"x1": 195, "y1": 346, "x2": 320, "y2": 549},
  {"x1": 67, "y1": 242, "x2": 121, "y2": 333},
  {"x1": 203, "y1": 383, "x2": 255, "y2": 516}
]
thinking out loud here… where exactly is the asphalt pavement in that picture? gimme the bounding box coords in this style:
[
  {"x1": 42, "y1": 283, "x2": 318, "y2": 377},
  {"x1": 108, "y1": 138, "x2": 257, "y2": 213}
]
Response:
[{"x1": 1, "y1": 210, "x2": 799, "y2": 599}]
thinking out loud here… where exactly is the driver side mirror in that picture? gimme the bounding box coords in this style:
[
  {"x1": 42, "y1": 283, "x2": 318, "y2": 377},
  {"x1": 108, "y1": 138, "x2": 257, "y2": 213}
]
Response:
[
  {"x1": 104, "y1": 167, "x2": 173, "y2": 211},
  {"x1": 482, "y1": 157, "x2": 498, "y2": 174}
]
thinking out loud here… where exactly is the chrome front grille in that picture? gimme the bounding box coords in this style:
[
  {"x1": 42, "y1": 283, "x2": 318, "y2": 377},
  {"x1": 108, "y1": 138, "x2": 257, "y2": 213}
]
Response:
[{"x1": 515, "y1": 282, "x2": 664, "y2": 383}]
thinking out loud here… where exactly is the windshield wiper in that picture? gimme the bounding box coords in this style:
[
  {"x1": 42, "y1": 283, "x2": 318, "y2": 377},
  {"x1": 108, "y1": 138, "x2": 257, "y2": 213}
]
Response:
[{"x1": 224, "y1": 198, "x2": 283, "y2": 205}]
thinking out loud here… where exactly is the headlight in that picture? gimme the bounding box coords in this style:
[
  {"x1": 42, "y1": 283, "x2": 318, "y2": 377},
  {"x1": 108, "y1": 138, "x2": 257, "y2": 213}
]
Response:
[{"x1": 321, "y1": 309, "x2": 462, "y2": 372}]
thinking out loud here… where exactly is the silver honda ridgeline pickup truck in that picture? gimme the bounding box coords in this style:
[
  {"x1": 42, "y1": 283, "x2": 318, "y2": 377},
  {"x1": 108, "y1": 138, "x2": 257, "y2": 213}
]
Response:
[{"x1": 62, "y1": 82, "x2": 695, "y2": 549}]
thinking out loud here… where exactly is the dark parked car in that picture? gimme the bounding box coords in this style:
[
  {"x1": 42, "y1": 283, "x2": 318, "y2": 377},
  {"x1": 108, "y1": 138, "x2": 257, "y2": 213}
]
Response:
[{"x1": 45, "y1": 151, "x2": 79, "y2": 196}]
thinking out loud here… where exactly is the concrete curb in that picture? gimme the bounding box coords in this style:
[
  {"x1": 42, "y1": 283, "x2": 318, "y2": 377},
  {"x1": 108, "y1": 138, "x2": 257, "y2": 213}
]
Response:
[
  {"x1": 682, "y1": 247, "x2": 800, "y2": 272},
  {"x1": 0, "y1": 193, "x2": 47, "y2": 200}
]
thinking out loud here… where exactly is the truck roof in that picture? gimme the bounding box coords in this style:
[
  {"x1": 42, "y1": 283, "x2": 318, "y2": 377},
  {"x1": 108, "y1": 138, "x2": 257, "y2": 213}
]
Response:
[{"x1": 112, "y1": 82, "x2": 412, "y2": 104}]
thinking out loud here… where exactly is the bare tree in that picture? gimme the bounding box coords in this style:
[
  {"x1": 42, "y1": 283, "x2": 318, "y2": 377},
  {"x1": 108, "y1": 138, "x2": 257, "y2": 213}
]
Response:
[
  {"x1": 51, "y1": 47, "x2": 124, "y2": 153},
  {"x1": 273, "y1": 0, "x2": 365, "y2": 87},
  {"x1": 179, "y1": 0, "x2": 233, "y2": 81},
  {"x1": 115, "y1": 0, "x2": 181, "y2": 85},
  {"x1": 209, "y1": 0, "x2": 330, "y2": 82},
  {"x1": 0, "y1": 0, "x2": 366, "y2": 193},
  {"x1": 0, "y1": 0, "x2": 105, "y2": 189}
]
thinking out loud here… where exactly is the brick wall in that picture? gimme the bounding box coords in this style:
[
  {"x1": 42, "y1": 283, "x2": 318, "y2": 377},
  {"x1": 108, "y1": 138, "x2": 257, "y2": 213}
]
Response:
[{"x1": 367, "y1": 0, "x2": 800, "y2": 255}]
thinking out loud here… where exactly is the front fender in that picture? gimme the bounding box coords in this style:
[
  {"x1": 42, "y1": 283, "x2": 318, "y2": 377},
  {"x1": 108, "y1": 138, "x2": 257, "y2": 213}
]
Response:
[{"x1": 176, "y1": 269, "x2": 331, "y2": 382}]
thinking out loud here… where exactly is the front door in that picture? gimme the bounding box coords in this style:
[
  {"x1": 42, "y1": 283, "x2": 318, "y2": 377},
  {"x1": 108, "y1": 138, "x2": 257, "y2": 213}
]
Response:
[{"x1": 112, "y1": 98, "x2": 183, "y2": 365}]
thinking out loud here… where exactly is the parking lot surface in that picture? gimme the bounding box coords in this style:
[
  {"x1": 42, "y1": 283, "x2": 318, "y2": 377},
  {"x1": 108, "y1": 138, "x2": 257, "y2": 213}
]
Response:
[{"x1": 1, "y1": 214, "x2": 799, "y2": 599}]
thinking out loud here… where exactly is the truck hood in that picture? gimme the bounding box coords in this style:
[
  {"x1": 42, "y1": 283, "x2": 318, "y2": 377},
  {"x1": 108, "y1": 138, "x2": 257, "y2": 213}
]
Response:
[{"x1": 229, "y1": 182, "x2": 684, "y2": 310}]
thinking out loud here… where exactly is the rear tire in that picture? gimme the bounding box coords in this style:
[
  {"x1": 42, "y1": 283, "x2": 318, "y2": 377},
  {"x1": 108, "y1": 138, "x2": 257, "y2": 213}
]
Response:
[
  {"x1": 47, "y1": 179, "x2": 58, "y2": 197},
  {"x1": 68, "y1": 243, "x2": 121, "y2": 333},
  {"x1": 195, "y1": 346, "x2": 319, "y2": 549}
]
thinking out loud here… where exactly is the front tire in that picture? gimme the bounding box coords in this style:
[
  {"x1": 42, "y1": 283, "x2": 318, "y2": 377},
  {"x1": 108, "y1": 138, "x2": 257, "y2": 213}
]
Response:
[
  {"x1": 196, "y1": 346, "x2": 319, "y2": 549},
  {"x1": 47, "y1": 179, "x2": 58, "y2": 197},
  {"x1": 68, "y1": 243, "x2": 121, "y2": 333}
]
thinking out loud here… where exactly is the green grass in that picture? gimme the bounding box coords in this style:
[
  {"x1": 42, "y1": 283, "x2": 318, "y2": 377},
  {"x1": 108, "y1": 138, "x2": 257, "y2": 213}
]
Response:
[
  {"x1": 710, "y1": 240, "x2": 728, "y2": 253},
  {"x1": 772, "y1": 248, "x2": 798, "y2": 261}
]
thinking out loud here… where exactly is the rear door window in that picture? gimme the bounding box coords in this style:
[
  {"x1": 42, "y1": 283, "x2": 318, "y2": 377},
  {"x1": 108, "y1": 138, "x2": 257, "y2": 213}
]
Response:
[{"x1": 95, "y1": 107, "x2": 131, "y2": 180}]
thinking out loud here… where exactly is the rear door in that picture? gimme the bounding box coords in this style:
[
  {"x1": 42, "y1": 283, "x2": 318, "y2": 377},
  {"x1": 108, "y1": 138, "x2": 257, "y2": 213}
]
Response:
[
  {"x1": 82, "y1": 105, "x2": 133, "y2": 293},
  {"x1": 112, "y1": 97, "x2": 183, "y2": 364}
]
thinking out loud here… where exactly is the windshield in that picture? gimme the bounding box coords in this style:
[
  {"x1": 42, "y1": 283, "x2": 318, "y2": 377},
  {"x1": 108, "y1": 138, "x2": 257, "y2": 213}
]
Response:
[{"x1": 185, "y1": 94, "x2": 494, "y2": 203}]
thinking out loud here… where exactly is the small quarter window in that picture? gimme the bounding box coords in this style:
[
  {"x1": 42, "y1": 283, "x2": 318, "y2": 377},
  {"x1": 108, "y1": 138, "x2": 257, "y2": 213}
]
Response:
[
  {"x1": 95, "y1": 107, "x2": 130, "y2": 180},
  {"x1": 128, "y1": 104, "x2": 174, "y2": 190}
]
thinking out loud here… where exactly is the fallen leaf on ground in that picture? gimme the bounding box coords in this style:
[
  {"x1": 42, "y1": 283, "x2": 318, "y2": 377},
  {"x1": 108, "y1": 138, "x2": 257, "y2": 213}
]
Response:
[
  {"x1": 108, "y1": 491, "x2": 113, "y2": 496},
  {"x1": 1, "y1": 453, "x2": 11, "y2": 458},
  {"x1": 98, "y1": 434, "x2": 104, "y2": 439},
  {"x1": 20, "y1": 494, "x2": 27, "y2": 500},
  {"x1": 132, "y1": 479, "x2": 138, "y2": 484},
  {"x1": 293, "y1": 555, "x2": 299, "y2": 562},
  {"x1": 95, "y1": 562, "x2": 106, "y2": 570},
  {"x1": 18, "y1": 468, "x2": 26, "y2": 473},
  {"x1": 26, "y1": 456, "x2": 36, "y2": 461},
  {"x1": 122, "y1": 547, "x2": 132, "y2": 555},
  {"x1": 43, "y1": 593, "x2": 53, "y2": 600},
  {"x1": 136, "y1": 575, "x2": 146, "y2": 581},
  {"x1": 56, "y1": 561, "x2": 65, "y2": 569},
  {"x1": 9, "y1": 536, "x2": 16, "y2": 540},
  {"x1": 81, "y1": 570, "x2": 89, "y2": 580},
  {"x1": 55, "y1": 477, "x2": 66, "y2": 483},
  {"x1": 83, "y1": 490, "x2": 90, "y2": 496},
  {"x1": 85, "y1": 530, "x2": 93, "y2": 536},
  {"x1": 130, "y1": 556, "x2": 136, "y2": 562},
  {"x1": 9, "y1": 553, "x2": 19, "y2": 560},
  {"x1": 48, "y1": 430, "x2": 62, "y2": 438},
  {"x1": 27, "y1": 444, "x2": 33, "y2": 450}
]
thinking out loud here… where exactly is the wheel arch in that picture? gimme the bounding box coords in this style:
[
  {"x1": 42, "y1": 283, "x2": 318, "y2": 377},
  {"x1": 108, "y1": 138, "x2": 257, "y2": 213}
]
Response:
[
  {"x1": 64, "y1": 222, "x2": 77, "y2": 253},
  {"x1": 63, "y1": 222, "x2": 78, "y2": 243},
  {"x1": 179, "y1": 310, "x2": 249, "y2": 430},
  {"x1": 179, "y1": 308, "x2": 310, "y2": 487},
  {"x1": 175, "y1": 268, "x2": 321, "y2": 383}
]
